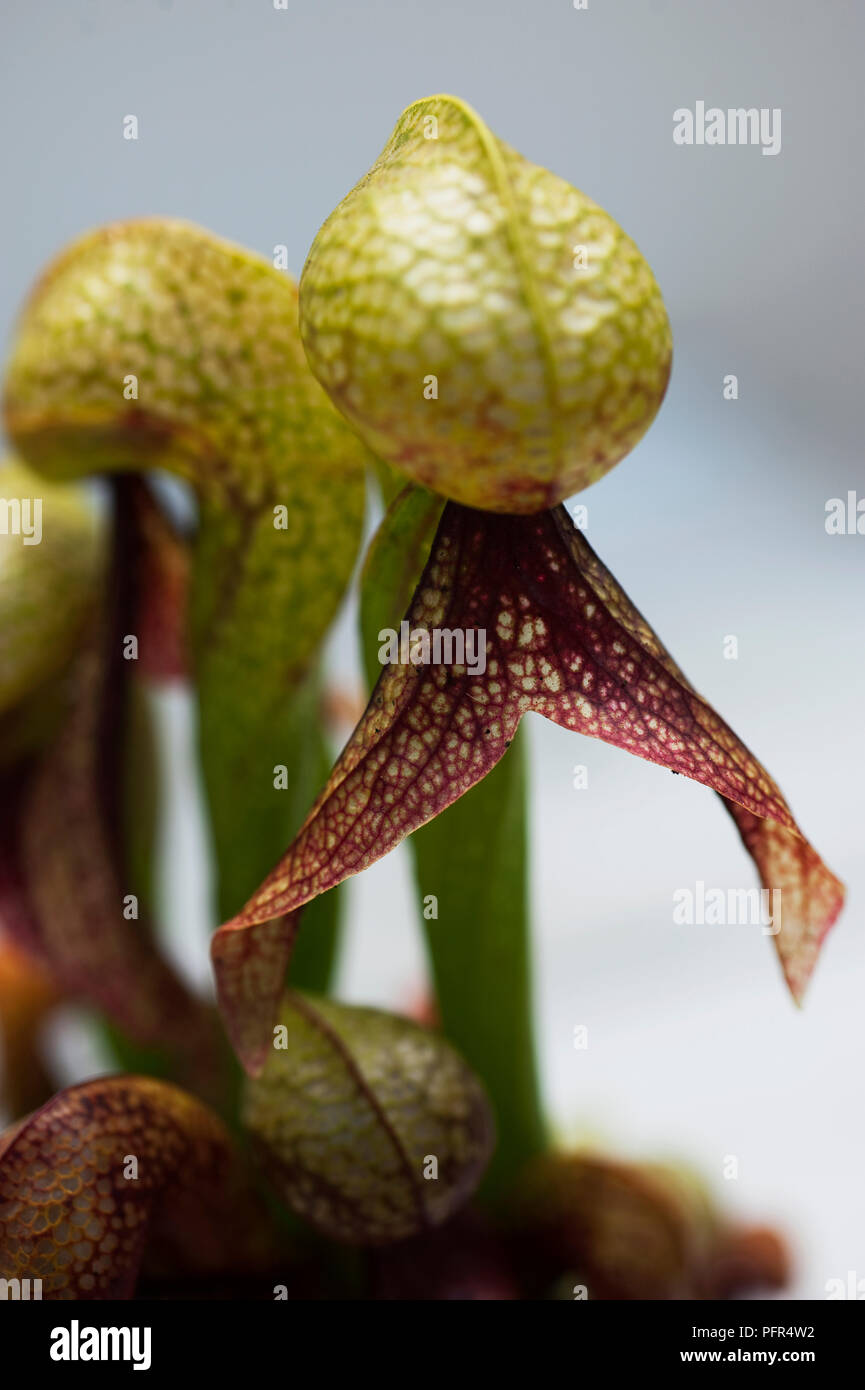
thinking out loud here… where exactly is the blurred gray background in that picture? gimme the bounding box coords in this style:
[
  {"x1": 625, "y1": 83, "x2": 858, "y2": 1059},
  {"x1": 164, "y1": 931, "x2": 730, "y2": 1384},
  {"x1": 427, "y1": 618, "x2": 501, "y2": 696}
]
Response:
[{"x1": 2, "y1": 0, "x2": 863, "y2": 1298}]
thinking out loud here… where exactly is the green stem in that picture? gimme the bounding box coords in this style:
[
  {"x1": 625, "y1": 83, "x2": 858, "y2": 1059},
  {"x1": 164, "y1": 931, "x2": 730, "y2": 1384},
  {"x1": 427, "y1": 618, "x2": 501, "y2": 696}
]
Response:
[
  {"x1": 359, "y1": 483, "x2": 547, "y2": 1195},
  {"x1": 410, "y1": 724, "x2": 546, "y2": 1194}
]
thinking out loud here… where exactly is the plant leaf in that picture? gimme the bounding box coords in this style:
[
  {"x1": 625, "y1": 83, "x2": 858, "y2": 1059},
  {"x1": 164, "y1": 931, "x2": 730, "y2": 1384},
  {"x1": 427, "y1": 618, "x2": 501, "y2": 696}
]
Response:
[
  {"x1": 242, "y1": 990, "x2": 494, "y2": 1245},
  {"x1": 2, "y1": 479, "x2": 218, "y2": 1082},
  {"x1": 300, "y1": 94, "x2": 672, "y2": 513},
  {"x1": 0, "y1": 1076, "x2": 275, "y2": 1298},
  {"x1": 508, "y1": 1151, "x2": 789, "y2": 1300},
  {"x1": 3, "y1": 217, "x2": 370, "y2": 920},
  {"x1": 0, "y1": 456, "x2": 103, "y2": 761},
  {"x1": 214, "y1": 503, "x2": 843, "y2": 1070},
  {"x1": 127, "y1": 478, "x2": 344, "y2": 983}
]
